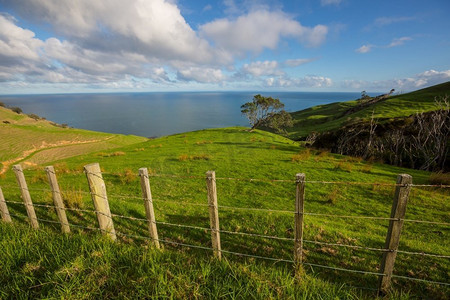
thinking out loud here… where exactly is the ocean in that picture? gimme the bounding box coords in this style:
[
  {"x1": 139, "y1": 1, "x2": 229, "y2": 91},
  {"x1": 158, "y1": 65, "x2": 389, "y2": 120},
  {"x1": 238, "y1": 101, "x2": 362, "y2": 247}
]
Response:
[{"x1": 0, "y1": 92, "x2": 361, "y2": 137}]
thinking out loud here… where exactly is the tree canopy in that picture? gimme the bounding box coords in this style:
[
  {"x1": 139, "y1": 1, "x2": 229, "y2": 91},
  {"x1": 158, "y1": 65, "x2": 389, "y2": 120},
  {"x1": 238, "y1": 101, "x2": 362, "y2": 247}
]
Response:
[{"x1": 240, "y1": 94, "x2": 293, "y2": 133}]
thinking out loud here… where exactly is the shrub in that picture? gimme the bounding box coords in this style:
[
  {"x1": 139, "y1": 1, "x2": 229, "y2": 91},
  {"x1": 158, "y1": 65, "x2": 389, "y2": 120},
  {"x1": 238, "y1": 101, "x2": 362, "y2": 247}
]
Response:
[
  {"x1": 429, "y1": 172, "x2": 450, "y2": 186},
  {"x1": 0, "y1": 101, "x2": 5, "y2": 107},
  {"x1": 28, "y1": 114, "x2": 41, "y2": 121},
  {"x1": 10, "y1": 107, "x2": 22, "y2": 114}
]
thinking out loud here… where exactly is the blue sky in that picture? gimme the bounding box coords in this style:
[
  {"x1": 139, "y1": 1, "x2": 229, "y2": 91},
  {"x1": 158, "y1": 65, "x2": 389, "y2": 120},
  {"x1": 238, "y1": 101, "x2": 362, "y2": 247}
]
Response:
[{"x1": 0, "y1": 0, "x2": 449, "y2": 94}]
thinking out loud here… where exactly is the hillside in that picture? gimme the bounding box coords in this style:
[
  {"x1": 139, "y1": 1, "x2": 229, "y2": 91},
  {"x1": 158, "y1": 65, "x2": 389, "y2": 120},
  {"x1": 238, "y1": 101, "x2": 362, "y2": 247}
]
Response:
[
  {"x1": 287, "y1": 81, "x2": 450, "y2": 140},
  {"x1": 0, "y1": 127, "x2": 448, "y2": 298},
  {"x1": 0, "y1": 105, "x2": 147, "y2": 174}
]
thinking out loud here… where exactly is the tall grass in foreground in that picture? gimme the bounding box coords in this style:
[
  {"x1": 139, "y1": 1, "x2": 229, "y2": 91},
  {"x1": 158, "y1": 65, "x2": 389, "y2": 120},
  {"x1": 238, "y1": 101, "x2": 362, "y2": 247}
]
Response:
[{"x1": 0, "y1": 222, "x2": 412, "y2": 299}]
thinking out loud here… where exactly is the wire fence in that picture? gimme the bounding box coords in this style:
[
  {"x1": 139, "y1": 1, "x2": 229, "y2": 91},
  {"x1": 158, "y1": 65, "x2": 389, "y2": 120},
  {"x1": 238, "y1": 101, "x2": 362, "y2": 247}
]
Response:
[{"x1": 1, "y1": 167, "x2": 449, "y2": 294}]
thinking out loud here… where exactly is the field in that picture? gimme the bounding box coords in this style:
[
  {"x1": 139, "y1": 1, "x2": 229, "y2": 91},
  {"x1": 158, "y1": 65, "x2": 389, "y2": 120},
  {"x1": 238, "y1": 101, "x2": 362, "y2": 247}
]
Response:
[{"x1": 1, "y1": 127, "x2": 448, "y2": 299}]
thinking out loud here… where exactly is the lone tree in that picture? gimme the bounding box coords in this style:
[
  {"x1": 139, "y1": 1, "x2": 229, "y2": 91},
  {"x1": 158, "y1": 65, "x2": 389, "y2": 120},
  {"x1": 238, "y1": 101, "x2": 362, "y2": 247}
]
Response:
[{"x1": 241, "y1": 94, "x2": 293, "y2": 133}]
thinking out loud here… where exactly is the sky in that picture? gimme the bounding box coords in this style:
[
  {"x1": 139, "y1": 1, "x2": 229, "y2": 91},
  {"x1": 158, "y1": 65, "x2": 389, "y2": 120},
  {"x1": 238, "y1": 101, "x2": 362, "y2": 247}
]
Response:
[{"x1": 0, "y1": 0, "x2": 449, "y2": 94}]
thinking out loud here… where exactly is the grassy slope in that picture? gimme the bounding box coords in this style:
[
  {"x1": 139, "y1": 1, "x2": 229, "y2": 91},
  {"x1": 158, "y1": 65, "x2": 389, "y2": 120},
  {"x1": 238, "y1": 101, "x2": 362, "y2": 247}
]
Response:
[
  {"x1": 287, "y1": 81, "x2": 450, "y2": 139},
  {"x1": 0, "y1": 106, "x2": 147, "y2": 170},
  {"x1": 0, "y1": 127, "x2": 448, "y2": 298}
]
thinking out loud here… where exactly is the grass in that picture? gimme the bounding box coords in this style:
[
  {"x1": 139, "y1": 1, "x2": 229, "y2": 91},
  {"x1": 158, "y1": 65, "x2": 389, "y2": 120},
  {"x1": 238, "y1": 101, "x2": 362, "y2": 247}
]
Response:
[
  {"x1": 0, "y1": 127, "x2": 448, "y2": 298},
  {"x1": 0, "y1": 222, "x2": 394, "y2": 299},
  {"x1": 286, "y1": 81, "x2": 450, "y2": 139}
]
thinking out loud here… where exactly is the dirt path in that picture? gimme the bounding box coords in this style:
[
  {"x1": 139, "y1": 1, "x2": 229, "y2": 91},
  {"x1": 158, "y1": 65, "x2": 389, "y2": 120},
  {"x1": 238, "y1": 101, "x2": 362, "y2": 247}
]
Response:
[{"x1": 0, "y1": 137, "x2": 114, "y2": 175}]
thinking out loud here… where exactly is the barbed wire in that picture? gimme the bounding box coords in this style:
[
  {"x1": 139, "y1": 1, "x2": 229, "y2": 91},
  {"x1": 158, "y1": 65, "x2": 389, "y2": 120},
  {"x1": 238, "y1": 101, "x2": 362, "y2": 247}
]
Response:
[
  {"x1": 4, "y1": 167, "x2": 450, "y2": 189},
  {"x1": 303, "y1": 239, "x2": 388, "y2": 252},
  {"x1": 219, "y1": 229, "x2": 293, "y2": 242},
  {"x1": 403, "y1": 219, "x2": 450, "y2": 226},
  {"x1": 396, "y1": 250, "x2": 450, "y2": 259},
  {"x1": 302, "y1": 212, "x2": 396, "y2": 221},
  {"x1": 3, "y1": 195, "x2": 449, "y2": 227},
  {"x1": 391, "y1": 275, "x2": 450, "y2": 286},
  {"x1": 6, "y1": 199, "x2": 450, "y2": 259},
  {"x1": 218, "y1": 205, "x2": 294, "y2": 214}
]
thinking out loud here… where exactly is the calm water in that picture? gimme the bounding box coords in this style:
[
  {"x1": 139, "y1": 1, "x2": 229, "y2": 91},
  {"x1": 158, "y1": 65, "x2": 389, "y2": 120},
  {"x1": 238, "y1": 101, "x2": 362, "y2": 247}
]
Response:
[{"x1": 0, "y1": 92, "x2": 360, "y2": 137}]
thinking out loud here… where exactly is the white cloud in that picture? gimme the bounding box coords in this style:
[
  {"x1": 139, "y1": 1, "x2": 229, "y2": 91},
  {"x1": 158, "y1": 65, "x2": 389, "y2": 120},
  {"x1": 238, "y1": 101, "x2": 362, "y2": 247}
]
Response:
[
  {"x1": 387, "y1": 37, "x2": 412, "y2": 48},
  {"x1": 203, "y1": 4, "x2": 212, "y2": 12},
  {"x1": 374, "y1": 16, "x2": 416, "y2": 27},
  {"x1": 200, "y1": 10, "x2": 328, "y2": 55},
  {"x1": 355, "y1": 45, "x2": 373, "y2": 53},
  {"x1": 321, "y1": 0, "x2": 343, "y2": 6},
  {"x1": 341, "y1": 69, "x2": 450, "y2": 91},
  {"x1": 265, "y1": 75, "x2": 332, "y2": 88},
  {"x1": 1, "y1": 0, "x2": 222, "y2": 65},
  {"x1": 0, "y1": 1, "x2": 330, "y2": 88},
  {"x1": 177, "y1": 67, "x2": 224, "y2": 83},
  {"x1": 241, "y1": 61, "x2": 283, "y2": 77},
  {"x1": 0, "y1": 14, "x2": 43, "y2": 62},
  {"x1": 356, "y1": 37, "x2": 411, "y2": 54},
  {"x1": 283, "y1": 58, "x2": 317, "y2": 67}
]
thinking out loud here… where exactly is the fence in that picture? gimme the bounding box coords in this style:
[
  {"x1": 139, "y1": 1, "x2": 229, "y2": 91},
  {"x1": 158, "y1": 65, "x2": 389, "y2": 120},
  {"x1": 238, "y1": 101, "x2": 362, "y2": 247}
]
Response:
[{"x1": 0, "y1": 163, "x2": 449, "y2": 296}]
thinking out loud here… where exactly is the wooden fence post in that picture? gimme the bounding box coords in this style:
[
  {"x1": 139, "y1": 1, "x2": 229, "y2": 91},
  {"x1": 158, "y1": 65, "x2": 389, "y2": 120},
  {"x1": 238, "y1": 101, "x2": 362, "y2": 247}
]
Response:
[
  {"x1": 139, "y1": 168, "x2": 160, "y2": 249},
  {"x1": 84, "y1": 163, "x2": 116, "y2": 241},
  {"x1": 45, "y1": 166, "x2": 70, "y2": 233},
  {"x1": 206, "y1": 171, "x2": 221, "y2": 260},
  {"x1": 378, "y1": 174, "x2": 412, "y2": 295},
  {"x1": 294, "y1": 173, "x2": 306, "y2": 276},
  {"x1": 0, "y1": 187, "x2": 12, "y2": 222},
  {"x1": 12, "y1": 164, "x2": 39, "y2": 229}
]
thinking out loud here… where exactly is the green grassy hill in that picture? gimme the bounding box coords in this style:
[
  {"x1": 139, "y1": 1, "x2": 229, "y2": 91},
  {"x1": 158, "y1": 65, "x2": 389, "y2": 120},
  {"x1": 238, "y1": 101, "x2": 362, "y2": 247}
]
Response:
[
  {"x1": 0, "y1": 127, "x2": 448, "y2": 298},
  {"x1": 0, "y1": 105, "x2": 147, "y2": 174},
  {"x1": 287, "y1": 81, "x2": 450, "y2": 139}
]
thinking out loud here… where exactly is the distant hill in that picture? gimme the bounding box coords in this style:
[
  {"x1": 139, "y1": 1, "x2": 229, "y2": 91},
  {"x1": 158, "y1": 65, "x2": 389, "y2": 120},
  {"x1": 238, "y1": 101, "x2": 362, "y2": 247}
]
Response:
[
  {"x1": 286, "y1": 81, "x2": 450, "y2": 140},
  {"x1": 282, "y1": 82, "x2": 450, "y2": 171}
]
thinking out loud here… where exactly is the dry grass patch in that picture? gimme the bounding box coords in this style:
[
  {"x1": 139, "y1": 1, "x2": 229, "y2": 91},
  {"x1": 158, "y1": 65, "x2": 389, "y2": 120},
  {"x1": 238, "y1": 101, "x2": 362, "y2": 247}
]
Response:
[
  {"x1": 97, "y1": 151, "x2": 126, "y2": 157},
  {"x1": 178, "y1": 154, "x2": 211, "y2": 161},
  {"x1": 31, "y1": 172, "x2": 47, "y2": 184},
  {"x1": 334, "y1": 161, "x2": 353, "y2": 173},
  {"x1": 325, "y1": 186, "x2": 340, "y2": 204},
  {"x1": 119, "y1": 168, "x2": 138, "y2": 184},
  {"x1": 360, "y1": 164, "x2": 373, "y2": 173},
  {"x1": 62, "y1": 188, "x2": 84, "y2": 209},
  {"x1": 291, "y1": 149, "x2": 311, "y2": 163}
]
